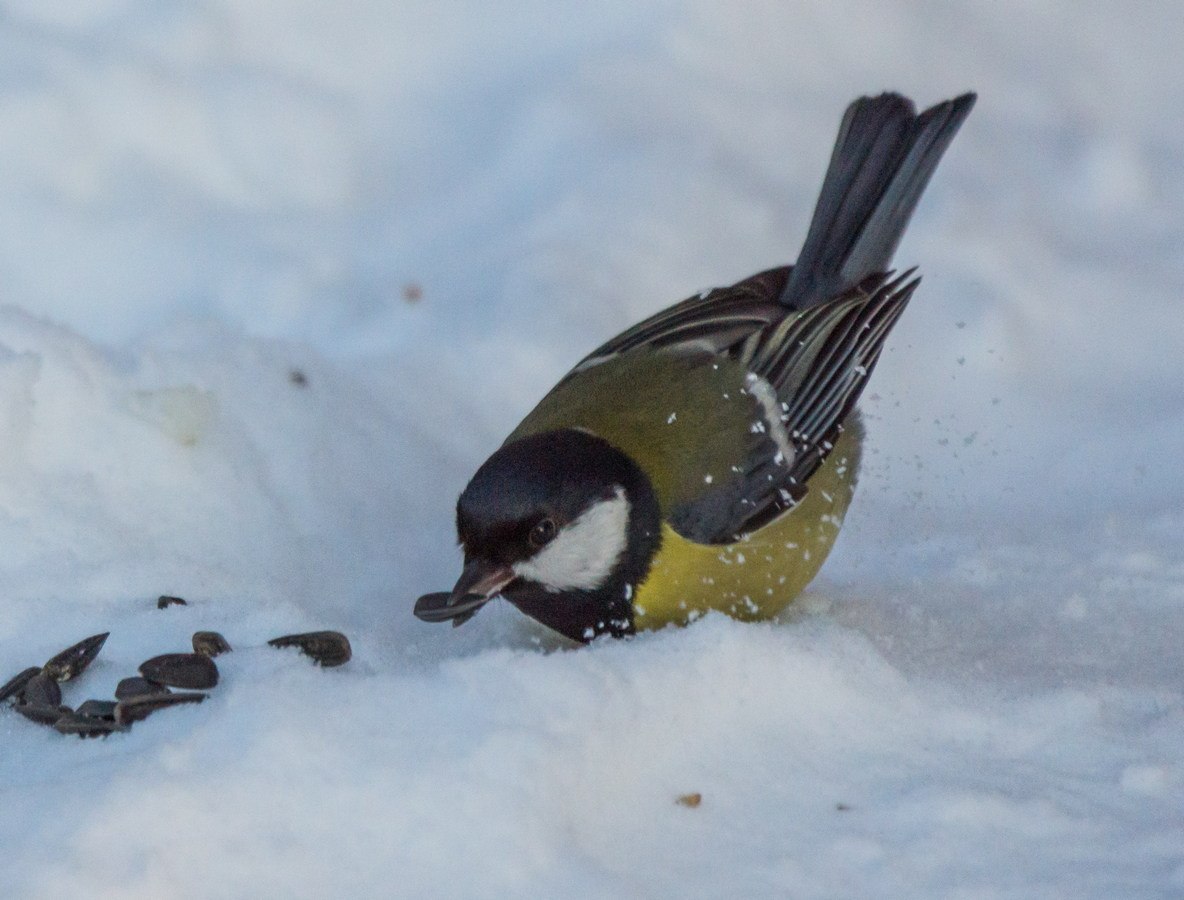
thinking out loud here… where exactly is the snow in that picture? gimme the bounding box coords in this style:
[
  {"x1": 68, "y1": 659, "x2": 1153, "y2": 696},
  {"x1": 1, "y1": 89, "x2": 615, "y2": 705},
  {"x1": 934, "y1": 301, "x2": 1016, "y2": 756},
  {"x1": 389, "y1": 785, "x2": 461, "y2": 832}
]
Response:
[{"x1": 1, "y1": 1, "x2": 1182, "y2": 897}]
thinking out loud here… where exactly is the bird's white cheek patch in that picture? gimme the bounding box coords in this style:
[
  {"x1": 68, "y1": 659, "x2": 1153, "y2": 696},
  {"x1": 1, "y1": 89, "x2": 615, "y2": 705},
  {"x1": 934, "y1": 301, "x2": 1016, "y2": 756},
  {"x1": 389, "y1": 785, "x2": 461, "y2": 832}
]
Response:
[{"x1": 513, "y1": 487, "x2": 630, "y2": 592}]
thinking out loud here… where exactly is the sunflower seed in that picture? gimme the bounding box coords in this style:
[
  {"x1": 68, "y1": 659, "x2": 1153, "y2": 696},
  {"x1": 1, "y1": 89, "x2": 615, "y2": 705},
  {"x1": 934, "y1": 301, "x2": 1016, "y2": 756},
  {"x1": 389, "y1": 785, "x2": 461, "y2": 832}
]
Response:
[
  {"x1": 267, "y1": 631, "x2": 351, "y2": 667},
  {"x1": 75, "y1": 699, "x2": 119, "y2": 720},
  {"x1": 54, "y1": 711, "x2": 127, "y2": 737},
  {"x1": 139, "y1": 653, "x2": 219, "y2": 690},
  {"x1": 0, "y1": 667, "x2": 41, "y2": 704},
  {"x1": 42, "y1": 632, "x2": 109, "y2": 682},
  {"x1": 115, "y1": 692, "x2": 205, "y2": 725},
  {"x1": 15, "y1": 703, "x2": 71, "y2": 727},
  {"x1": 115, "y1": 676, "x2": 170, "y2": 700},
  {"x1": 192, "y1": 631, "x2": 232, "y2": 657},
  {"x1": 20, "y1": 672, "x2": 62, "y2": 706}
]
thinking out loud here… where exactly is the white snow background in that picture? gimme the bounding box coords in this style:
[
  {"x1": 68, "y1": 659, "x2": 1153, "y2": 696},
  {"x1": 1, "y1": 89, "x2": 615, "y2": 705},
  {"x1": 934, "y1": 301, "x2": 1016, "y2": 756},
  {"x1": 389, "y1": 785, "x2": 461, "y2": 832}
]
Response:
[{"x1": 1, "y1": 2, "x2": 1181, "y2": 897}]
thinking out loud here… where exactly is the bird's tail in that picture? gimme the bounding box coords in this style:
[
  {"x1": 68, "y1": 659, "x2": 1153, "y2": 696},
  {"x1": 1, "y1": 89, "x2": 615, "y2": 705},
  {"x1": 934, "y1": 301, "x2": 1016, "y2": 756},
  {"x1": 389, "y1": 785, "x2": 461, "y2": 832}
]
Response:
[{"x1": 779, "y1": 92, "x2": 976, "y2": 310}]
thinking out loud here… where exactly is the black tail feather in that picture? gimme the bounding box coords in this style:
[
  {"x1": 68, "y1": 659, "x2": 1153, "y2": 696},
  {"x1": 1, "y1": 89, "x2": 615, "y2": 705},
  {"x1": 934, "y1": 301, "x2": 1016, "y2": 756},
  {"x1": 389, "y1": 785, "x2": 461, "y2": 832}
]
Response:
[{"x1": 779, "y1": 92, "x2": 975, "y2": 310}]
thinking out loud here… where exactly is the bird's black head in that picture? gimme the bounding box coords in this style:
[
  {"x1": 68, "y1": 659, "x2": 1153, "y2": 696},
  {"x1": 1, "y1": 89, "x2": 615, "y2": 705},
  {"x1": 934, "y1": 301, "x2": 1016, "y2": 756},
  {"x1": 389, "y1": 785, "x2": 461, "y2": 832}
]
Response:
[{"x1": 415, "y1": 429, "x2": 662, "y2": 642}]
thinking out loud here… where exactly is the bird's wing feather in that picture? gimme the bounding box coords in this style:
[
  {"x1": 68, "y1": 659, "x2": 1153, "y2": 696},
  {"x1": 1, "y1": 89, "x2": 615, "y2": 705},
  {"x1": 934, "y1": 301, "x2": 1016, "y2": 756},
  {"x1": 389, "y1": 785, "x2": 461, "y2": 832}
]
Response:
[
  {"x1": 564, "y1": 268, "x2": 791, "y2": 372},
  {"x1": 732, "y1": 271, "x2": 917, "y2": 536},
  {"x1": 524, "y1": 269, "x2": 916, "y2": 544}
]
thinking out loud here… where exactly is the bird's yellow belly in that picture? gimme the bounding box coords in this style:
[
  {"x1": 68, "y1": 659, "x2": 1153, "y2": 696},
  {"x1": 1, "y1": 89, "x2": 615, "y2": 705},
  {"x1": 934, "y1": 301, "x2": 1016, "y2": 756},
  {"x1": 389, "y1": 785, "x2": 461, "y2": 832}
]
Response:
[{"x1": 632, "y1": 420, "x2": 861, "y2": 630}]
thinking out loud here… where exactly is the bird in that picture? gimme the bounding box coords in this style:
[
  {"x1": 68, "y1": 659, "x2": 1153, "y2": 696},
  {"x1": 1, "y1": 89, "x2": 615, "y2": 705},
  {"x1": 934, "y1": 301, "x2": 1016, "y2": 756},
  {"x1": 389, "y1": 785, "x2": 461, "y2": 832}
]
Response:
[{"x1": 414, "y1": 91, "x2": 976, "y2": 643}]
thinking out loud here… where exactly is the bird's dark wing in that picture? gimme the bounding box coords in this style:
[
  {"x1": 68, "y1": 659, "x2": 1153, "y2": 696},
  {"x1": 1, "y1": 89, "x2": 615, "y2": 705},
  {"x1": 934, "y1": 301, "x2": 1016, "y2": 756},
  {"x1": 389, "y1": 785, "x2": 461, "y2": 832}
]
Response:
[
  {"x1": 548, "y1": 268, "x2": 916, "y2": 544},
  {"x1": 663, "y1": 270, "x2": 916, "y2": 542},
  {"x1": 565, "y1": 268, "x2": 792, "y2": 374},
  {"x1": 717, "y1": 270, "x2": 918, "y2": 538}
]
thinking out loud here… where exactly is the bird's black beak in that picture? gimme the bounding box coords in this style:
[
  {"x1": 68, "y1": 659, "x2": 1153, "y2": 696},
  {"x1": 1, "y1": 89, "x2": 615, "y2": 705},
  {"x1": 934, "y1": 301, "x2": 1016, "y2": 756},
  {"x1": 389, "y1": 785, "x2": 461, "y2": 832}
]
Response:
[{"x1": 413, "y1": 559, "x2": 517, "y2": 626}]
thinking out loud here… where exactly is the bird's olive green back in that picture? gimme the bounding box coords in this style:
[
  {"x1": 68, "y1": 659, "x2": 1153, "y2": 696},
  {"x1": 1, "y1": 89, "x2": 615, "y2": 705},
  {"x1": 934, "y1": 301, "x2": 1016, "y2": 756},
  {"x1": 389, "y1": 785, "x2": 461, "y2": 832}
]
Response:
[{"x1": 508, "y1": 350, "x2": 764, "y2": 518}]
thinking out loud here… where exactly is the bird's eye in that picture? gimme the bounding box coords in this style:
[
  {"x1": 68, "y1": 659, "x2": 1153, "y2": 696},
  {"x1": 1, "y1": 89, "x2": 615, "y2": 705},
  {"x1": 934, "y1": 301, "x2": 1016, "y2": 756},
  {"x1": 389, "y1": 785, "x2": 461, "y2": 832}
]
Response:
[{"x1": 528, "y1": 518, "x2": 557, "y2": 548}]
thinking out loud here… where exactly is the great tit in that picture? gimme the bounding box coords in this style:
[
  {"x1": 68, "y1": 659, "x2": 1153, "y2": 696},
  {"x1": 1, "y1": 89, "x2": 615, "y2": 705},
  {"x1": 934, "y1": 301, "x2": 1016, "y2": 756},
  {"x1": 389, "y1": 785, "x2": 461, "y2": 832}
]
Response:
[{"x1": 415, "y1": 91, "x2": 975, "y2": 643}]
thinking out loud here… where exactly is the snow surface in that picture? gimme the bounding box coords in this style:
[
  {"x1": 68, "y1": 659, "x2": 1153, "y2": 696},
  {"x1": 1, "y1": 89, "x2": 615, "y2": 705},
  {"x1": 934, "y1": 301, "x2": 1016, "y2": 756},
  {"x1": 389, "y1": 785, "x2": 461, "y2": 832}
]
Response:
[{"x1": 1, "y1": 2, "x2": 1182, "y2": 897}]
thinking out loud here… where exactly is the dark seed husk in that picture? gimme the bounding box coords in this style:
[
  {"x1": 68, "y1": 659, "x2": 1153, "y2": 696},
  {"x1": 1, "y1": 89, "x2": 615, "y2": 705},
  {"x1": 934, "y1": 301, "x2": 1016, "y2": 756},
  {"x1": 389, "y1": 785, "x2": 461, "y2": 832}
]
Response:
[
  {"x1": 15, "y1": 703, "x2": 71, "y2": 726},
  {"x1": 139, "y1": 653, "x2": 219, "y2": 690},
  {"x1": 414, "y1": 591, "x2": 486, "y2": 624},
  {"x1": 192, "y1": 631, "x2": 232, "y2": 657},
  {"x1": 267, "y1": 631, "x2": 351, "y2": 667},
  {"x1": 42, "y1": 632, "x2": 110, "y2": 682},
  {"x1": 115, "y1": 676, "x2": 170, "y2": 701},
  {"x1": 76, "y1": 699, "x2": 119, "y2": 720},
  {"x1": 20, "y1": 672, "x2": 62, "y2": 707},
  {"x1": 0, "y1": 667, "x2": 41, "y2": 704},
  {"x1": 54, "y1": 711, "x2": 127, "y2": 737},
  {"x1": 115, "y1": 691, "x2": 205, "y2": 725},
  {"x1": 157, "y1": 595, "x2": 187, "y2": 609}
]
